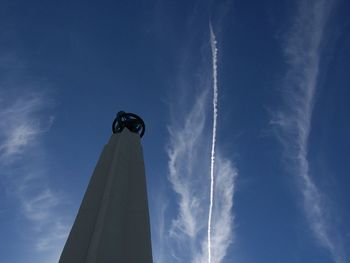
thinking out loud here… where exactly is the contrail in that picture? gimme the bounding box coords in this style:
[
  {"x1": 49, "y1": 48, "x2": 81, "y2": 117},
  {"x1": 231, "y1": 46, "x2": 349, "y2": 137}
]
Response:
[
  {"x1": 208, "y1": 22, "x2": 218, "y2": 263},
  {"x1": 165, "y1": 22, "x2": 236, "y2": 263}
]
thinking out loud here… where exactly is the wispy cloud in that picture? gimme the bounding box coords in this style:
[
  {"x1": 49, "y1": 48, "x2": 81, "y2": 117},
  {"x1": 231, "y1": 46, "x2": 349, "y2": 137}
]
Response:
[
  {"x1": 167, "y1": 91, "x2": 208, "y2": 242},
  {"x1": 272, "y1": 0, "x2": 345, "y2": 262},
  {"x1": 0, "y1": 93, "x2": 53, "y2": 161},
  {"x1": 0, "y1": 90, "x2": 69, "y2": 261},
  {"x1": 193, "y1": 155, "x2": 237, "y2": 263},
  {"x1": 165, "y1": 24, "x2": 237, "y2": 263}
]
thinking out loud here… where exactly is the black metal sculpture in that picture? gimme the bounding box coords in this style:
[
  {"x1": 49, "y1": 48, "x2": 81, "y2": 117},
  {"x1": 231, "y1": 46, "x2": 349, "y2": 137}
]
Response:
[{"x1": 112, "y1": 111, "x2": 145, "y2": 138}]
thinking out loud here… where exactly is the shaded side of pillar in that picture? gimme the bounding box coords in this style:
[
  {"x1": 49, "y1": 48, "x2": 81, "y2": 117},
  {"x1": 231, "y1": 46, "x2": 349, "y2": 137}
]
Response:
[{"x1": 59, "y1": 130, "x2": 153, "y2": 263}]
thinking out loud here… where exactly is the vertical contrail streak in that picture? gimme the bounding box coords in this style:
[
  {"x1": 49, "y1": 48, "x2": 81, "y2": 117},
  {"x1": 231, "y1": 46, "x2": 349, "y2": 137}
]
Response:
[{"x1": 208, "y1": 22, "x2": 218, "y2": 263}]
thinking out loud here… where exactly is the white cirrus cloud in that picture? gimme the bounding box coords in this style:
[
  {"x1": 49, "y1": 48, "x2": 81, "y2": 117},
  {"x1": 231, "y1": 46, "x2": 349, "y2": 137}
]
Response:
[
  {"x1": 272, "y1": 0, "x2": 345, "y2": 262},
  {"x1": 0, "y1": 93, "x2": 51, "y2": 161},
  {"x1": 0, "y1": 89, "x2": 69, "y2": 262}
]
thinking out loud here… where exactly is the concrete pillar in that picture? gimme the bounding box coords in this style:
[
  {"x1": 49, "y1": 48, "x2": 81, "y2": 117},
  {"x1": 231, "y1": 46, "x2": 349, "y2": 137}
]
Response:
[{"x1": 59, "y1": 129, "x2": 153, "y2": 263}]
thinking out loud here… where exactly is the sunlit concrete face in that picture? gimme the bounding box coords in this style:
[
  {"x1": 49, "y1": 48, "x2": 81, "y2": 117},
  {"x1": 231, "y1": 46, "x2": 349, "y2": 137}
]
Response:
[{"x1": 59, "y1": 129, "x2": 153, "y2": 263}]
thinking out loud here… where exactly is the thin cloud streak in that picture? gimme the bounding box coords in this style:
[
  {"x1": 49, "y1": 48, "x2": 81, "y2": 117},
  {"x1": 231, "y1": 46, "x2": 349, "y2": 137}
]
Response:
[
  {"x1": 273, "y1": 0, "x2": 345, "y2": 262},
  {"x1": 0, "y1": 94, "x2": 52, "y2": 161},
  {"x1": 166, "y1": 25, "x2": 237, "y2": 263},
  {"x1": 193, "y1": 155, "x2": 237, "y2": 263},
  {"x1": 0, "y1": 91, "x2": 69, "y2": 260},
  {"x1": 167, "y1": 91, "x2": 208, "y2": 242},
  {"x1": 210, "y1": 157, "x2": 237, "y2": 263},
  {"x1": 208, "y1": 22, "x2": 218, "y2": 263}
]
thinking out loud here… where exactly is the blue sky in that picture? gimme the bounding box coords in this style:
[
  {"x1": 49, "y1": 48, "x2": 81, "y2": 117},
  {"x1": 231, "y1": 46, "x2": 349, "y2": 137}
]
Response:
[{"x1": 0, "y1": 0, "x2": 350, "y2": 262}]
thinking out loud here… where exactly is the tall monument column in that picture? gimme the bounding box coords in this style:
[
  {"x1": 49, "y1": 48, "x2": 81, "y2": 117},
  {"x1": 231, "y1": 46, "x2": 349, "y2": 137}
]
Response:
[{"x1": 59, "y1": 112, "x2": 153, "y2": 263}]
